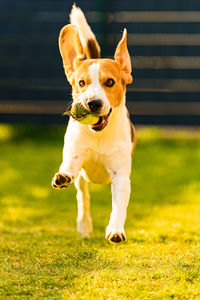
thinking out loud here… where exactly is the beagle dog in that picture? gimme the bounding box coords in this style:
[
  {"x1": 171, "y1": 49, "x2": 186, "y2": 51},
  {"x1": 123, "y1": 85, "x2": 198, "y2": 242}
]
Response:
[{"x1": 52, "y1": 5, "x2": 136, "y2": 243}]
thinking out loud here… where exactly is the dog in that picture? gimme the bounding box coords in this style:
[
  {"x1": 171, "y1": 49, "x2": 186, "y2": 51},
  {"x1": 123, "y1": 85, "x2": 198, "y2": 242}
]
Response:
[{"x1": 52, "y1": 4, "x2": 136, "y2": 243}]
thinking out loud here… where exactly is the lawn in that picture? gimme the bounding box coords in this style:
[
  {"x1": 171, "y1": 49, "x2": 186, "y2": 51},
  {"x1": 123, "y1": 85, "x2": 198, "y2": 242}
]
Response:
[{"x1": 0, "y1": 124, "x2": 200, "y2": 299}]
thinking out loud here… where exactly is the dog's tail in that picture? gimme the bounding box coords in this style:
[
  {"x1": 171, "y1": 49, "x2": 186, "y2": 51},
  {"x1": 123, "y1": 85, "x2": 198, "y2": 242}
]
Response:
[{"x1": 70, "y1": 4, "x2": 100, "y2": 59}]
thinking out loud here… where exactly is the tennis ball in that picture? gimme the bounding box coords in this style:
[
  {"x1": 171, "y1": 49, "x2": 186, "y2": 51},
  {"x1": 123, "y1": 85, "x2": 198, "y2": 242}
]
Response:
[
  {"x1": 71, "y1": 102, "x2": 88, "y2": 119},
  {"x1": 64, "y1": 102, "x2": 99, "y2": 125},
  {"x1": 64, "y1": 102, "x2": 88, "y2": 118},
  {"x1": 78, "y1": 114, "x2": 99, "y2": 125}
]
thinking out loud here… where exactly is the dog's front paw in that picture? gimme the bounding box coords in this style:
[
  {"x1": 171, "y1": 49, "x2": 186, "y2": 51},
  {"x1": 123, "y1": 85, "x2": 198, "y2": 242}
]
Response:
[
  {"x1": 51, "y1": 172, "x2": 72, "y2": 189},
  {"x1": 106, "y1": 225, "x2": 126, "y2": 244}
]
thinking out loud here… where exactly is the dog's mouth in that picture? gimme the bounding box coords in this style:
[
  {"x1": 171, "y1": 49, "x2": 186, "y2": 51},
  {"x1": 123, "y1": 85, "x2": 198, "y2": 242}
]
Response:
[{"x1": 90, "y1": 108, "x2": 112, "y2": 132}]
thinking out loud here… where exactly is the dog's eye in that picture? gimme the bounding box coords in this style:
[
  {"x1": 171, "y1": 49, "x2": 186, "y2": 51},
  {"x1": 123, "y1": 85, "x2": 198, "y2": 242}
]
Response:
[
  {"x1": 79, "y1": 80, "x2": 85, "y2": 87},
  {"x1": 105, "y1": 78, "x2": 115, "y2": 87}
]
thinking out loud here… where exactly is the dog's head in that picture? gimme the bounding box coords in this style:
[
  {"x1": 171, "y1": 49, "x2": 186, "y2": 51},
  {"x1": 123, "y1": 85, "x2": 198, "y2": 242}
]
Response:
[{"x1": 59, "y1": 25, "x2": 132, "y2": 131}]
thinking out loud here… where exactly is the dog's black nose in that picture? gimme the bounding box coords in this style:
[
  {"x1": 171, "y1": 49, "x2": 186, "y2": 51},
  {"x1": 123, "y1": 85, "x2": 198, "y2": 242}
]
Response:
[{"x1": 87, "y1": 99, "x2": 103, "y2": 113}]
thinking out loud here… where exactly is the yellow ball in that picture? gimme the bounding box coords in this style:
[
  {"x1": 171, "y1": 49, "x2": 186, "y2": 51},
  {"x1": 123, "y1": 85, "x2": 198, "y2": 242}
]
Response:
[
  {"x1": 78, "y1": 114, "x2": 99, "y2": 125},
  {"x1": 71, "y1": 102, "x2": 88, "y2": 118}
]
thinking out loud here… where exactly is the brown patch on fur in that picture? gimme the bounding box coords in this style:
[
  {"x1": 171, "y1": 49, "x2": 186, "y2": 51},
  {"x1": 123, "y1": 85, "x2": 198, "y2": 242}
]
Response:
[
  {"x1": 72, "y1": 60, "x2": 94, "y2": 96},
  {"x1": 131, "y1": 124, "x2": 136, "y2": 156},
  {"x1": 114, "y1": 29, "x2": 132, "y2": 84},
  {"x1": 86, "y1": 39, "x2": 100, "y2": 59},
  {"x1": 127, "y1": 109, "x2": 136, "y2": 156},
  {"x1": 99, "y1": 59, "x2": 126, "y2": 107},
  {"x1": 60, "y1": 30, "x2": 66, "y2": 39},
  {"x1": 127, "y1": 110, "x2": 134, "y2": 143},
  {"x1": 59, "y1": 25, "x2": 84, "y2": 84},
  {"x1": 130, "y1": 122, "x2": 134, "y2": 143}
]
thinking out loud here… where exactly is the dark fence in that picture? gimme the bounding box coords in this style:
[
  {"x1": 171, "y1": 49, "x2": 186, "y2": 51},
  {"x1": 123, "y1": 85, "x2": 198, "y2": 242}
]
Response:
[{"x1": 1, "y1": 0, "x2": 200, "y2": 125}]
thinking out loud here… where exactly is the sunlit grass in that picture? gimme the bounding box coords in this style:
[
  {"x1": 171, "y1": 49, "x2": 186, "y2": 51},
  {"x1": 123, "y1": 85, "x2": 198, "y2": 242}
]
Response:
[
  {"x1": 0, "y1": 124, "x2": 14, "y2": 142},
  {"x1": 0, "y1": 124, "x2": 200, "y2": 299}
]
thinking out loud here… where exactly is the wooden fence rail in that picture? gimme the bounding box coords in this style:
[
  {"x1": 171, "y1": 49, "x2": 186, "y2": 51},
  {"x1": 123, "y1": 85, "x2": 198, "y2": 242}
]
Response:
[{"x1": 0, "y1": 0, "x2": 200, "y2": 125}]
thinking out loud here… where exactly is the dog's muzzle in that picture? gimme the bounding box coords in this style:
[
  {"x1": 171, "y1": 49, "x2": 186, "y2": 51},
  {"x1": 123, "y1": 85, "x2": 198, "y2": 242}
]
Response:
[
  {"x1": 90, "y1": 108, "x2": 112, "y2": 132},
  {"x1": 87, "y1": 99, "x2": 103, "y2": 114}
]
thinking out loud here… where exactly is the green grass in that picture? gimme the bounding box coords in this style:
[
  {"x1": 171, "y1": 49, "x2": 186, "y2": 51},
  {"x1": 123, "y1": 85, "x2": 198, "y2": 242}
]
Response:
[{"x1": 0, "y1": 124, "x2": 200, "y2": 299}]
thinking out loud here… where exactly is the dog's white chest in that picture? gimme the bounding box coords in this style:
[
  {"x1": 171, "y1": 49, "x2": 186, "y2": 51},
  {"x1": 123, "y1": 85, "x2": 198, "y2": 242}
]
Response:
[{"x1": 82, "y1": 153, "x2": 110, "y2": 184}]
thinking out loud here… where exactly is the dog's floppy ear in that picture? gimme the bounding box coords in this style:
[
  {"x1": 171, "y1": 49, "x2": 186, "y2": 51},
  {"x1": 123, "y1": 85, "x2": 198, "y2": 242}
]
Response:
[
  {"x1": 59, "y1": 24, "x2": 84, "y2": 84},
  {"x1": 114, "y1": 29, "x2": 132, "y2": 84}
]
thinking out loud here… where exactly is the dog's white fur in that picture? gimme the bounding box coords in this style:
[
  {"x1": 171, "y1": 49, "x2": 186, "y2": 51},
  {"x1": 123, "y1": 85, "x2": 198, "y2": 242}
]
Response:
[
  {"x1": 70, "y1": 5, "x2": 101, "y2": 61},
  {"x1": 52, "y1": 5, "x2": 135, "y2": 243},
  {"x1": 70, "y1": 5, "x2": 98, "y2": 50}
]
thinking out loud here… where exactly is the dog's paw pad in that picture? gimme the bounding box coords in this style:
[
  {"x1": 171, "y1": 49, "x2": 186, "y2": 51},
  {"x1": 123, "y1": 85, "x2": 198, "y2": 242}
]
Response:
[
  {"x1": 106, "y1": 232, "x2": 126, "y2": 244},
  {"x1": 110, "y1": 234, "x2": 125, "y2": 243},
  {"x1": 51, "y1": 172, "x2": 72, "y2": 189}
]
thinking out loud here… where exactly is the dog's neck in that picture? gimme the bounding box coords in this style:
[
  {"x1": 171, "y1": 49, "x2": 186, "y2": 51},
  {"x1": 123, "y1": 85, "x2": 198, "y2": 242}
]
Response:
[{"x1": 109, "y1": 95, "x2": 127, "y2": 125}]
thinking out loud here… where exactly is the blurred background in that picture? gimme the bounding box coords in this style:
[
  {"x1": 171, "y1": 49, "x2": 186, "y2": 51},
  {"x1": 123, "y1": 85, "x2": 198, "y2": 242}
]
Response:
[{"x1": 1, "y1": 0, "x2": 200, "y2": 125}]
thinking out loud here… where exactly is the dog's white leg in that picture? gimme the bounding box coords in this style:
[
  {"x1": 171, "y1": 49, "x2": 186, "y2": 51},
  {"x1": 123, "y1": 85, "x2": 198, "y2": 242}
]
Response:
[
  {"x1": 106, "y1": 175, "x2": 130, "y2": 243},
  {"x1": 74, "y1": 173, "x2": 92, "y2": 238},
  {"x1": 52, "y1": 149, "x2": 87, "y2": 189},
  {"x1": 104, "y1": 149, "x2": 132, "y2": 243}
]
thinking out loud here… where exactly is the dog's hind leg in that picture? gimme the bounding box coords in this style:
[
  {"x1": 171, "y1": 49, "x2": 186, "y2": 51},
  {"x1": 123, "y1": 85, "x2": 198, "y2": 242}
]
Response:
[{"x1": 74, "y1": 172, "x2": 92, "y2": 238}]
